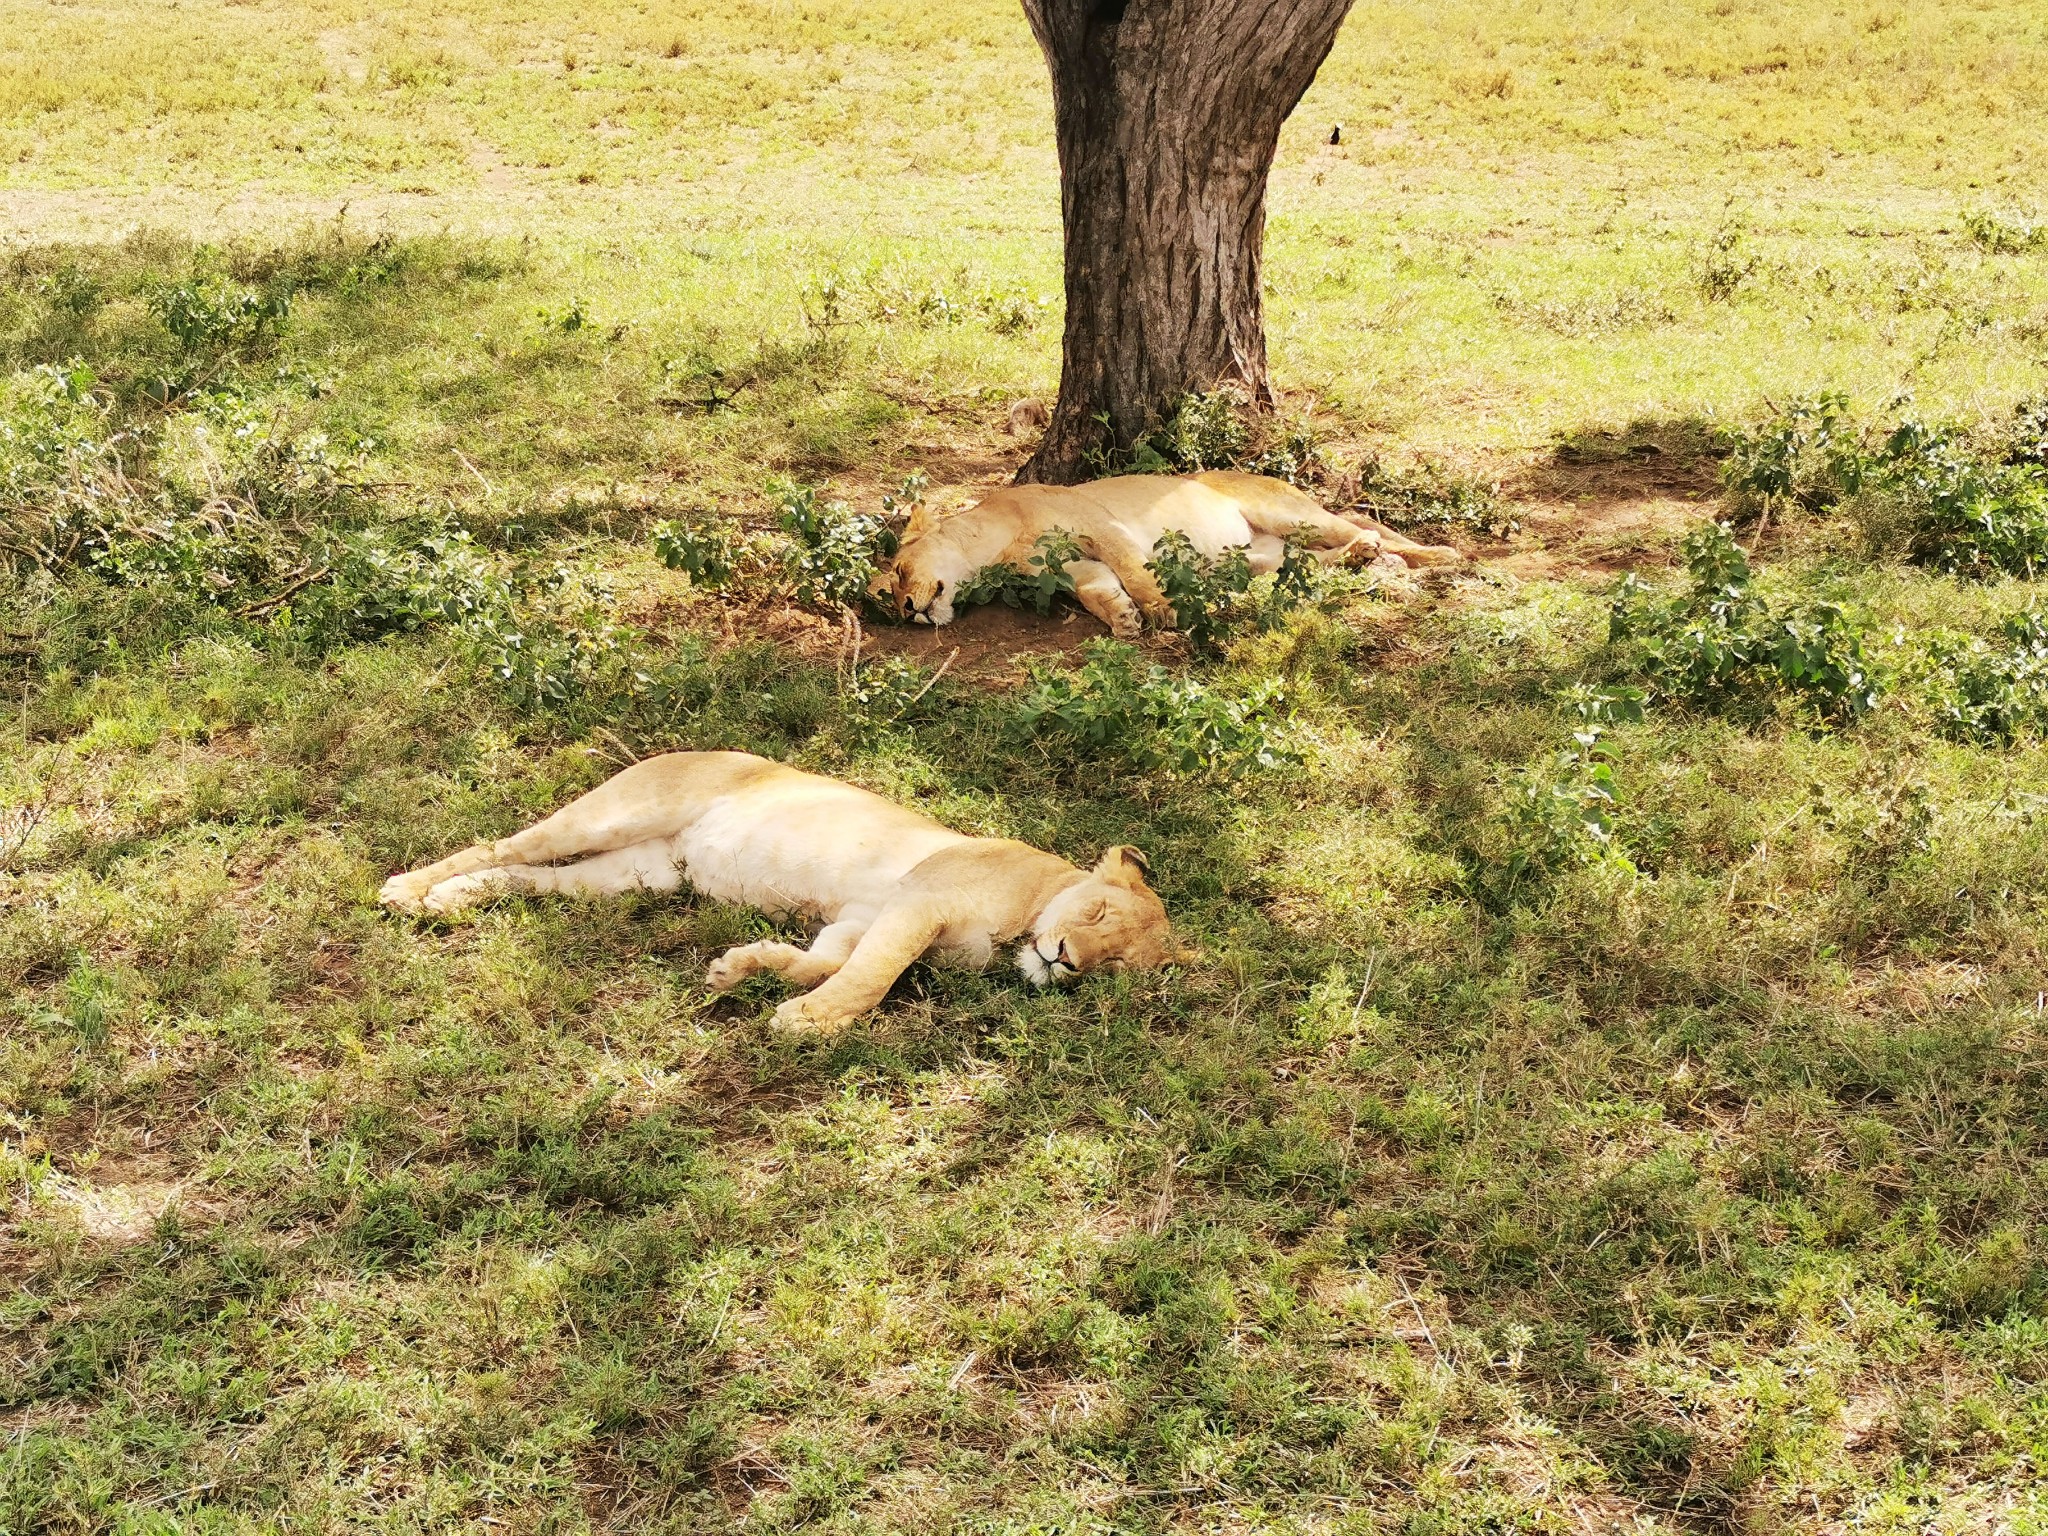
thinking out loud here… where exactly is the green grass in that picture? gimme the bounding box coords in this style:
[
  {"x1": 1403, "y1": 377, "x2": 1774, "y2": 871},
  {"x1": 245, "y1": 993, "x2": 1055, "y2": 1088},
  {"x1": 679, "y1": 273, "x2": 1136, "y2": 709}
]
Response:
[{"x1": 5, "y1": 2, "x2": 2048, "y2": 1532}]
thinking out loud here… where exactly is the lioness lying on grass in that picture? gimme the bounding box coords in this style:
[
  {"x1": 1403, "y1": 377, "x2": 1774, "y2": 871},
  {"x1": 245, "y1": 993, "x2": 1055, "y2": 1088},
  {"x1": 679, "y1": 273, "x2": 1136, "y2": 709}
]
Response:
[
  {"x1": 887, "y1": 470, "x2": 1460, "y2": 636},
  {"x1": 380, "y1": 751, "x2": 1178, "y2": 1031}
]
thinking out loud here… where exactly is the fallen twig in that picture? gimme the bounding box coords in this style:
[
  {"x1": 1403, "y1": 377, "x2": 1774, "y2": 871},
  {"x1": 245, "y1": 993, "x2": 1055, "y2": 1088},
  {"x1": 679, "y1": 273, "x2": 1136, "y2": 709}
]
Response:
[
  {"x1": 907, "y1": 646, "x2": 959, "y2": 705},
  {"x1": 232, "y1": 566, "x2": 331, "y2": 617}
]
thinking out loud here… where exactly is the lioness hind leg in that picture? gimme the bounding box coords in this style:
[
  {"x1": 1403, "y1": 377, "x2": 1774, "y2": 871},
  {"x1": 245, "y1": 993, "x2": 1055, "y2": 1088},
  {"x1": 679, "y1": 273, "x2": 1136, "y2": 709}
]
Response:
[
  {"x1": 1245, "y1": 534, "x2": 1288, "y2": 575},
  {"x1": 419, "y1": 840, "x2": 682, "y2": 914},
  {"x1": 381, "y1": 754, "x2": 740, "y2": 912},
  {"x1": 1066, "y1": 558, "x2": 1145, "y2": 639},
  {"x1": 707, "y1": 920, "x2": 866, "y2": 992},
  {"x1": 1241, "y1": 507, "x2": 1380, "y2": 567},
  {"x1": 1346, "y1": 514, "x2": 1461, "y2": 569}
]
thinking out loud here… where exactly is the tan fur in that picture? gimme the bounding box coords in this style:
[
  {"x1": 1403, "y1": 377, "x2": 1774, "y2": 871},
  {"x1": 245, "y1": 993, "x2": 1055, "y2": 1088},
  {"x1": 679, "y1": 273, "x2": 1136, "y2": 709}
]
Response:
[
  {"x1": 379, "y1": 751, "x2": 1177, "y2": 1032},
  {"x1": 887, "y1": 470, "x2": 1460, "y2": 635}
]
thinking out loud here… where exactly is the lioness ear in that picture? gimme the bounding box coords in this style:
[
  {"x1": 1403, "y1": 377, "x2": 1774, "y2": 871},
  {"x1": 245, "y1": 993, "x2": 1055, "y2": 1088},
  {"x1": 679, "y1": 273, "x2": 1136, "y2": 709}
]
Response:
[
  {"x1": 902, "y1": 502, "x2": 941, "y2": 541},
  {"x1": 1095, "y1": 844, "x2": 1152, "y2": 888}
]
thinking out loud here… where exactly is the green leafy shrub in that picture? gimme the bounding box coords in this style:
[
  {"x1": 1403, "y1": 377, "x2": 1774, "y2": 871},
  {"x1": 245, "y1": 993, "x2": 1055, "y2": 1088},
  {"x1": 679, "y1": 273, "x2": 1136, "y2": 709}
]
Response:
[
  {"x1": 1920, "y1": 610, "x2": 2048, "y2": 744},
  {"x1": 1018, "y1": 640, "x2": 1292, "y2": 776},
  {"x1": 1878, "y1": 422, "x2": 2048, "y2": 578},
  {"x1": 0, "y1": 363, "x2": 138, "y2": 571},
  {"x1": 287, "y1": 532, "x2": 653, "y2": 710},
  {"x1": 540, "y1": 297, "x2": 590, "y2": 333},
  {"x1": 1504, "y1": 684, "x2": 1645, "y2": 889},
  {"x1": 0, "y1": 363, "x2": 107, "y2": 488},
  {"x1": 1109, "y1": 386, "x2": 1326, "y2": 486},
  {"x1": 1348, "y1": 453, "x2": 1513, "y2": 537},
  {"x1": 2006, "y1": 399, "x2": 2048, "y2": 468},
  {"x1": 1962, "y1": 209, "x2": 2048, "y2": 255},
  {"x1": 652, "y1": 517, "x2": 740, "y2": 587},
  {"x1": 1146, "y1": 529, "x2": 1253, "y2": 650},
  {"x1": 460, "y1": 602, "x2": 645, "y2": 712},
  {"x1": 1722, "y1": 396, "x2": 2048, "y2": 576},
  {"x1": 148, "y1": 275, "x2": 292, "y2": 354},
  {"x1": 1141, "y1": 529, "x2": 1323, "y2": 649},
  {"x1": 1720, "y1": 391, "x2": 1871, "y2": 513},
  {"x1": 1610, "y1": 523, "x2": 1883, "y2": 722},
  {"x1": 282, "y1": 529, "x2": 509, "y2": 645},
  {"x1": 843, "y1": 654, "x2": 937, "y2": 734},
  {"x1": 774, "y1": 478, "x2": 896, "y2": 612},
  {"x1": 955, "y1": 527, "x2": 1083, "y2": 615},
  {"x1": 1126, "y1": 387, "x2": 1254, "y2": 475}
]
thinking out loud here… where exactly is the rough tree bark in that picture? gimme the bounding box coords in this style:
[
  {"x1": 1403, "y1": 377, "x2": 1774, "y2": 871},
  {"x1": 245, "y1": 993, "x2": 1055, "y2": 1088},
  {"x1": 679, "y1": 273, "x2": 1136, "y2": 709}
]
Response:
[{"x1": 1016, "y1": 0, "x2": 1356, "y2": 484}]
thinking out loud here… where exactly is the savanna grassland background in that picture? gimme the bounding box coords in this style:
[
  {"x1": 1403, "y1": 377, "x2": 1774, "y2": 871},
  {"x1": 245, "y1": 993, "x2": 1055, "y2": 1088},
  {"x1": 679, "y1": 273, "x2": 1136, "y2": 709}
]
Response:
[{"x1": 5, "y1": 1, "x2": 2048, "y2": 1532}]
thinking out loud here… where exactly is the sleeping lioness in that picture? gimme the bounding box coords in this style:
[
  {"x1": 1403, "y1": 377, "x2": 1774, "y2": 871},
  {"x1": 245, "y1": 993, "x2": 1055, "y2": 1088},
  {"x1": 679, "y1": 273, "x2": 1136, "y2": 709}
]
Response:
[
  {"x1": 379, "y1": 751, "x2": 1177, "y2": 1031},
  {"x1": 887, "y1": 470, "x2": 1460, "y2": 636}
]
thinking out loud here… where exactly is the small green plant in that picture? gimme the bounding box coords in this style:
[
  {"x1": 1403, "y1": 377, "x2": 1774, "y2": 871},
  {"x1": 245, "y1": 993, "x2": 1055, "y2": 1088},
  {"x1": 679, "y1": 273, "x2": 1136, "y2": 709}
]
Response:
[
  {"x1": 1921, "y1": 610, "x2": 2048, "y2": 744},
  {"x1": 658, "y1": 354, "x2": 751, "y2": 414},
  {"x1": 1723, "y1": 396, "x2": 2048, "y2": 575},
  {"x1": 1018, "y1": 640, "x2": 1292, "y2": 776},
  {"x1": 773, "y1": 478, "x2": 897, "y2": 612},
  {"x1": 1504, "y1": 683, "x2": 1645, "y2": 889},
  {"x1": 956, "y1": 527, "x2": 1084, "y2": 616},
  {"x1": 36, "y1": 265, "x2": 105, "y2": 316},
  {"x1": 1128, "y1": 387, "x2": 1253, "y2": 474},
  {"x1": 1349, "y1": 453, "x2": 1514, "y2": 537},
  {"x1": 148, "y1": 275, "x2": 292, "y2": 354},
  {"x1": 541, "y1": 297, "x2": 590, "y2": 332},
  {"x1": 1720, "y1": 391, "x2": 1871, "y2": 514},
  {"x1": 652, "y1": 517, "x2": 740, "y2": 587},
  {"x1": 1696, "y1": 222, "x2": 1761, "y2": 301},
  {"x1": 843, "y1": 653, "x2": 937, "y2": 733},
  {"x1": 2006, "y1": 398, "x2": 2048, "y2": 467},
  {"x1": 1610, "y1": 523, "x2": 1883, "y2": 722},
  {"x1": 0, "y1": 362, "x2": 117, "y2": 530},
  {"x1": 880, "y1": 470, "x2": 929, "y2": 520},
  {"x1": 976, "y1": 288, "x2": 1047, "y2": 335},
  {"x1": 1962, "y1": 208, "x2": 2048, "y2": 255},
  {"x1": 1136, "y1": 530, "x2": 1326, "y2": 647},
  {"x1": 1263, "y1": 533, "x2": 1322, "y2": 621},
  {"x1": 1146, "y1": 529, "x2": 1253, "y2": 650},
  {"x1": 1881, "y1": 420, "x2": 2048, "y2": 578},
  {"x1": 1107, "y1": 386, "x2": 1326, "y2": 486}
]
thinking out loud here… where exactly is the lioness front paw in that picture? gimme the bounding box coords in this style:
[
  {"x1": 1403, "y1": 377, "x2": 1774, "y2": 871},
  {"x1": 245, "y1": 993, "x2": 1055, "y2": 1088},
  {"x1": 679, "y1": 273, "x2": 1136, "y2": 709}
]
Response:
[
  {"x1": 705, "y1": 949, "x2": 759, "y2": 992},
  {"x1": 379, "y1": 872, "x2": 434, "y2": 913}
]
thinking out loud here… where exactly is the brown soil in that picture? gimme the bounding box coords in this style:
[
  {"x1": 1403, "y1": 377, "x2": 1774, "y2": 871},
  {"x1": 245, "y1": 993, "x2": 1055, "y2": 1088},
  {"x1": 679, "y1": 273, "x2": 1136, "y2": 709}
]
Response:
[{"x1": 1488, "y1": 444, "x2": 1723, "y2": 581}]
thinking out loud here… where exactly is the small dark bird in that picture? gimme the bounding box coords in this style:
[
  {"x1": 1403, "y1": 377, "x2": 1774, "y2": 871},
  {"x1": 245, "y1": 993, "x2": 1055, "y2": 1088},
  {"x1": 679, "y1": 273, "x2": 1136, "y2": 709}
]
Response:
[{"x1": 1329, "y1": 124, "x2": 1342, "y2": 145}]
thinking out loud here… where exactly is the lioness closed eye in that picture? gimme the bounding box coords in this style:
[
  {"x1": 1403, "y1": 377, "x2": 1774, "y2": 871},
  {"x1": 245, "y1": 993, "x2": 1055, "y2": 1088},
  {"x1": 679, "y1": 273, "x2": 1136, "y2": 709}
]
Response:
[{"x1": 379, "y1": 751, "x2": 1180, "y2": 1031}]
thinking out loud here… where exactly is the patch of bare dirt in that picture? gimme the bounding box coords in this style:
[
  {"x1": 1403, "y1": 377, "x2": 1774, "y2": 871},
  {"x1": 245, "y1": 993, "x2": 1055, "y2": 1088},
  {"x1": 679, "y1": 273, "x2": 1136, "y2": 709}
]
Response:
[
  {"x1": 315, "y1": 29, "x2": 369, "y2": 85},
  {"x1": 37, "y1": 1171, "x2": 195, "y2": 1244},
  {"x1": 1491, "y1": 445, "x2": 1722, "y2": 581},
  {"x1": 859, "y1": 598, "x2": 1112, "y2": 678}
]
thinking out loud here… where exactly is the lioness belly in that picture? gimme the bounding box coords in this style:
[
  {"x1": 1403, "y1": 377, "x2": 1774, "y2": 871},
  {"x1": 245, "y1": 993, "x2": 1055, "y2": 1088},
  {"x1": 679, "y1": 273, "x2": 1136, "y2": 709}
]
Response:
[
  {"x1": 670, "y1": 789, "x2": 962, "y2": 920},
  {"x1": 1078, "y1": 478, "x2": 1254, "y2": 561}
]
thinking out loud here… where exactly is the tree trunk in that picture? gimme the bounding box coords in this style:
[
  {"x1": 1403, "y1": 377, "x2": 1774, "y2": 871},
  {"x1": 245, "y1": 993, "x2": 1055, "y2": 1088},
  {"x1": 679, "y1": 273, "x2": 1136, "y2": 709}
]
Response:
[{"x1": 1016, "y1": 0, "x2": 1355, "y2": 484}]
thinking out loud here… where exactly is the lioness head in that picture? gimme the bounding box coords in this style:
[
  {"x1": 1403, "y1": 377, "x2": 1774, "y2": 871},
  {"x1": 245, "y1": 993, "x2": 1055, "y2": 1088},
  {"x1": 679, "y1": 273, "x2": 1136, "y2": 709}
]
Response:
[
  {"x1": 888, "y1": 500, "x2": 1016, "y2": 626},
  {"x1": 1019, "y1": 845, "x2": 1178, "y2": 985}
]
